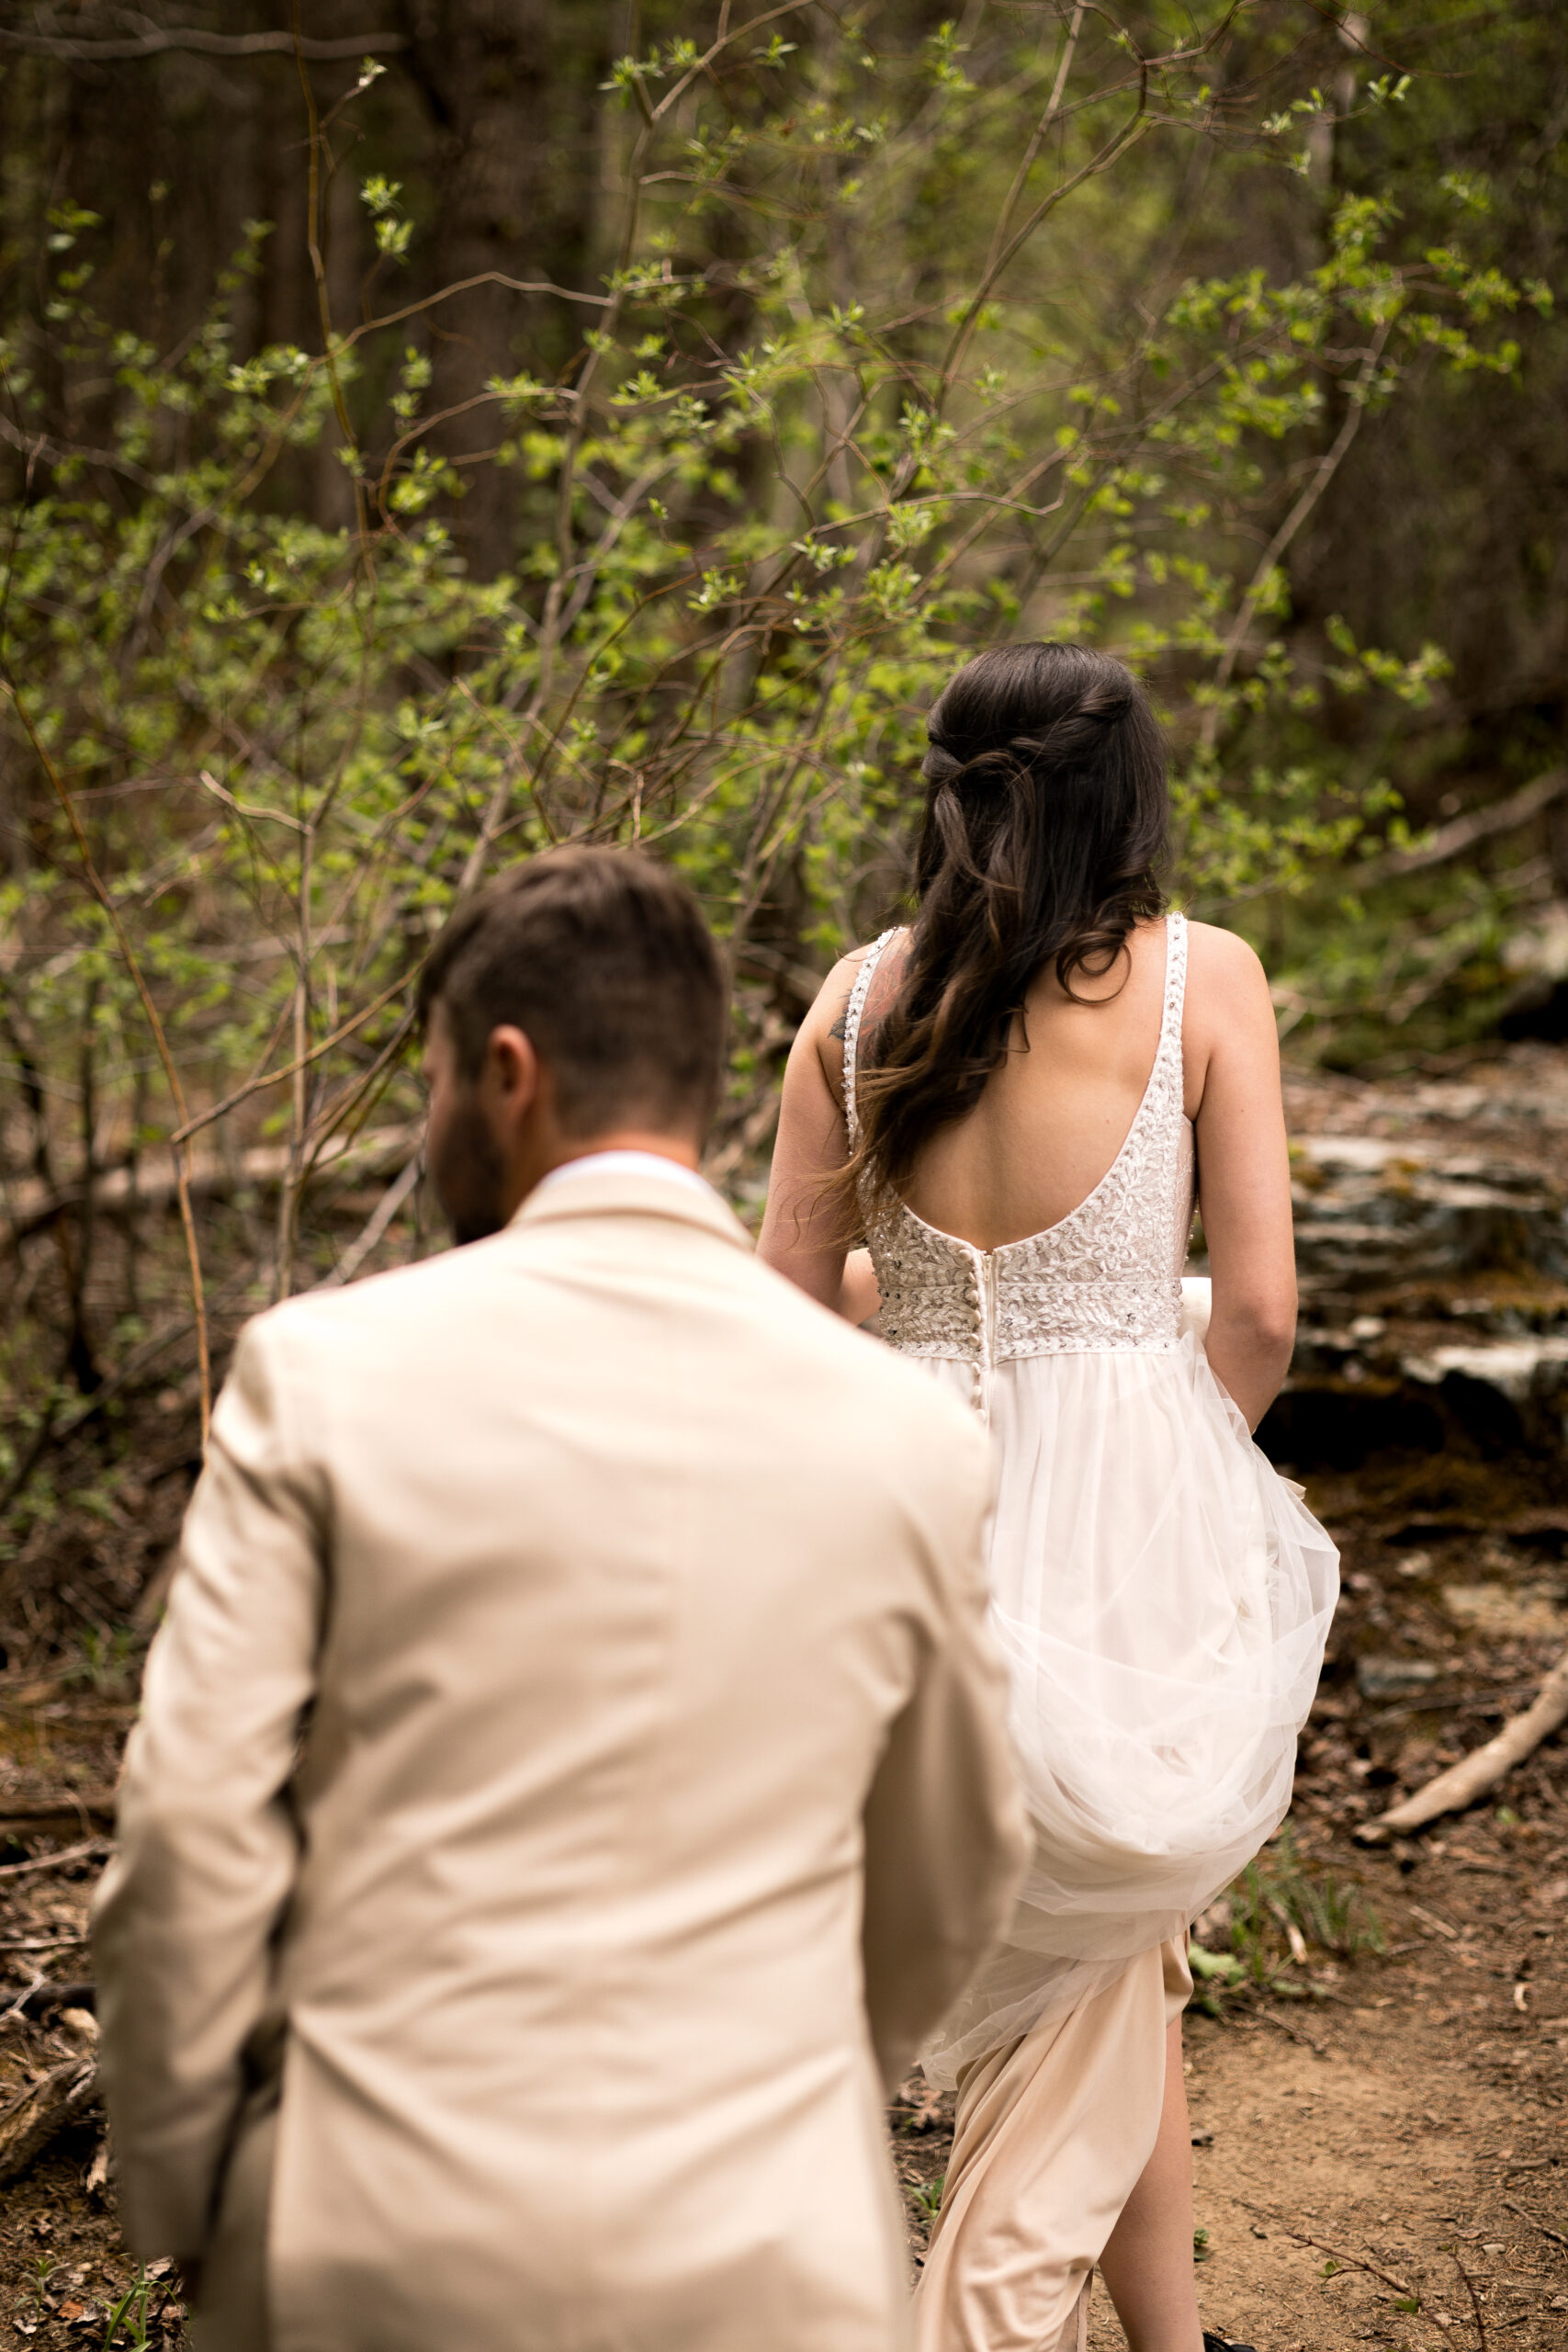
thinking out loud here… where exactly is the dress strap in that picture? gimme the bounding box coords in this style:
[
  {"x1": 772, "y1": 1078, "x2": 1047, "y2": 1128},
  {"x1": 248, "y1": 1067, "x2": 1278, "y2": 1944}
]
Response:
[
  {"x1": 1159, "y1": 910, "x2": 1188, "y2": 1067},
  {"x1": 841, "y1": 929, "x2": 898, "y2": 1147}
]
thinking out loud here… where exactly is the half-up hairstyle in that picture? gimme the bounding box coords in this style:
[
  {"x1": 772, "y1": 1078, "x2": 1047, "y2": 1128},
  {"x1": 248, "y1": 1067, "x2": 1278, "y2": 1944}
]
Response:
[{"x1": 851, "y1": 641, "x2": 1168, "y2": 1204}]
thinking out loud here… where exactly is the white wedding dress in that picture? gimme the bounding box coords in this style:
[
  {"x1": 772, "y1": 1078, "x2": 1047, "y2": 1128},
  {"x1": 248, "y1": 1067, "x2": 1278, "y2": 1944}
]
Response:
[{"x1": 842, "y1": 911, "x2": 1339, "y2": 2092}]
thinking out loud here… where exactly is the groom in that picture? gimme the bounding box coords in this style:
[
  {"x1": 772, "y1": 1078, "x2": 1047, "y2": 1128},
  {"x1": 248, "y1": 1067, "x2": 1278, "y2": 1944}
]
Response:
[{"x1": 93, "y1": 847, "x2": 1027, "y2": 2352}]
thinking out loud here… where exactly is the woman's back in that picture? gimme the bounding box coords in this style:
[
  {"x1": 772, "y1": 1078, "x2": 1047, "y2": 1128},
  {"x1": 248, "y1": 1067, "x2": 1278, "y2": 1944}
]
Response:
[
  {"x1": 778, "y1": 907, "x2": 1296, "y2": 1430},
  {"x1": 839, "y1": 912, "x2": 1194, "y2": 1372},
  {"x1": 873, "y1": 914, "x2": 1179, "y2": 1252}
]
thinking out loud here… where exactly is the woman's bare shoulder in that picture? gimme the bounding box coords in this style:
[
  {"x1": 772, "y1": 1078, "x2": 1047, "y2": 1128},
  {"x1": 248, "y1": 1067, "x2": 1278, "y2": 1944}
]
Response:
[
  {"x1": 809, "y1": 943, "x2": 874, "y2": 1040},
  {"x1": 1182, "y1": 921, "x2": 1278, "y2": 1070},
  {"x1": 807, "y1": 930, "x2": 910, "y2": 1040},
  {"x1": 1184, "y1": 918, "x2": 1269, "y2": 994}
]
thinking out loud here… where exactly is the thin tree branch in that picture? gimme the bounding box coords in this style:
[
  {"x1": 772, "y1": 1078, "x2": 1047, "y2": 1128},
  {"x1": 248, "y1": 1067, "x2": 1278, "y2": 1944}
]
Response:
[
  {"x1": 168, "y1": 972, "x2": 412, "y2": 1145},
  {"x1": 1201, "y1": 317, "x2": 1393, "y2": 752},
  {"x1": 1356, "y1": 767, "x2": 1568, "y2": 888},
  {"x1": 0, "y1": 26, "x2": 407, "y2": 62}
]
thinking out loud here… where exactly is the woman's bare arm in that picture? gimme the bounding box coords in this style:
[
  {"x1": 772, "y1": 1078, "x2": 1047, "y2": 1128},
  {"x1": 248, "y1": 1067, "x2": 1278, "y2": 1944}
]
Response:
[
  {"x1": 1184, "y1": 924, "x2": 1297, "y2": 1430},
  {"x1": 757, "y1": 954, "x2": 874, "y2": 1317}
]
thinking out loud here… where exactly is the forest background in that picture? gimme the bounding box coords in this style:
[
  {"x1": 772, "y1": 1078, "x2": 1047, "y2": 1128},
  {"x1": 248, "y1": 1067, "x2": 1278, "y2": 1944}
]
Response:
[{"x1": 2, "y1": 0, "x2": 1566, "y2": 1605}]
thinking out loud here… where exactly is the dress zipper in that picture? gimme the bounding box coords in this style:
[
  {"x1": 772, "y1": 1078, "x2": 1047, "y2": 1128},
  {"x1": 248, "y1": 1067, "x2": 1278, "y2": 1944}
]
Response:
[{"x1": 976, "y1": 1248, "x2": 997, "y2": 1428}]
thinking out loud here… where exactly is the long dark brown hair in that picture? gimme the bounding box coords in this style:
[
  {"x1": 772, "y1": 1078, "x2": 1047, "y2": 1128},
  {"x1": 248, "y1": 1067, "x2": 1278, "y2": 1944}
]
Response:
[{"x1": 850, "y1": 641, "x2": 1168, "y2": 1204}]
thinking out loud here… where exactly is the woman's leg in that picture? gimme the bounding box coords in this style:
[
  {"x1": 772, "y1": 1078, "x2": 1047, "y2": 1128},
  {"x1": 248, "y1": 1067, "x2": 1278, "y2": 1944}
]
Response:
[
  {"x1": 915, "y1": 1951, "x2": 1170, "y2": 2352},
  {"x1": 1095, "y1": 2017, "x2": 1205, "y2": 2352}
]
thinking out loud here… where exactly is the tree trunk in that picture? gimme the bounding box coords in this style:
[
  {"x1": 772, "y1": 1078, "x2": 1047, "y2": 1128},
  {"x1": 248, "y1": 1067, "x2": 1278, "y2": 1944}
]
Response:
[{"x1": 392, "y1": 0, "x2": 619, "y2": 577}]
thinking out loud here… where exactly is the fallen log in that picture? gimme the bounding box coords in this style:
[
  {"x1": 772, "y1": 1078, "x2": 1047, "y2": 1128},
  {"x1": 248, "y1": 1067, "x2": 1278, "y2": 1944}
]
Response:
[
  {"x1": 12, "y1": 1980, "x2": 96, "y2": 2022},
  {"x1": 0, "y1": 2059, "x2": 97, "y2": 2186},
  {"x1": 0, "y1": 1793, "x2": 117, "y2": 1839},
  {"x1": 6, "y1": 1123, "x2": 419, "y2": 1243},
  {"x1": 1358, "y1": 1641, "x2": 1568, "y2": 1840},
  {"x1": 1355, "y1": 765, "x2": 1568, "y2": 888}
]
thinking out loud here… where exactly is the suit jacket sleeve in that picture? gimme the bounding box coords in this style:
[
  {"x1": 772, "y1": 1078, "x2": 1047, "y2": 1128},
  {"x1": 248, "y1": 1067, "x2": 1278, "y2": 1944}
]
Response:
[
  {"x1": 859, "y1": 1422, "x2": 1029, "y2": 2092},
  {"x1": 91, "y1": 1315, "x2": 327, "y2": 2258}
]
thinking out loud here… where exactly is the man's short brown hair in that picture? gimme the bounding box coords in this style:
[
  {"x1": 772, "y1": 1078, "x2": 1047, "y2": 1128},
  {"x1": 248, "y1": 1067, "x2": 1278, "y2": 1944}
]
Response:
[{"x1": 417, "y1": 847, "x2": 726, "y2": 1139}]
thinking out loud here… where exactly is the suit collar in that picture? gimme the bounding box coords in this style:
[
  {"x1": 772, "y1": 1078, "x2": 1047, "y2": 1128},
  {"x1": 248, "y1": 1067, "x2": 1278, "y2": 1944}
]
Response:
[{"x1": 510, "y1": 1165, "x2": 753, "y2": 1252}]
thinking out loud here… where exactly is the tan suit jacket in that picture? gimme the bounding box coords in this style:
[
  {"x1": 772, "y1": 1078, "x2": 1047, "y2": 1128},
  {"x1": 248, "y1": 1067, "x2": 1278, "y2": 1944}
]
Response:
[{"x1": 94, "y1": 1170, "x2": 1027, "y2": 2352}]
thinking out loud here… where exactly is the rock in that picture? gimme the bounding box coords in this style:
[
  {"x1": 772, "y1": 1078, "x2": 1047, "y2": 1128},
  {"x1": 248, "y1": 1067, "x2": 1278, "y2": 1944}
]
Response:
[
  {"x1": 1356, "y1": 1657, "x2": 1441, "y2": 1701},
  {"x1": 1395, "y1": 1334, "x2": 1568, "y2": 1451},
  {"x1": 1401, "y1": 1336, "x2": 1568, "y2": 1403},
  {"x1": 1441, "y1": 1584, "x2": 1568, "y2": 1641},
  {"x1": 1291, "y1": 1136, "x2": 1568, "y2": 1289}
]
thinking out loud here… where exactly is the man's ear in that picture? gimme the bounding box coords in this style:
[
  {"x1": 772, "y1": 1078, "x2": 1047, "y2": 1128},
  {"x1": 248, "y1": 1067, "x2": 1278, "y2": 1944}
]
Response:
[{"x1": 482, "y1": 1025, "x2": 540, "y2": 1125}]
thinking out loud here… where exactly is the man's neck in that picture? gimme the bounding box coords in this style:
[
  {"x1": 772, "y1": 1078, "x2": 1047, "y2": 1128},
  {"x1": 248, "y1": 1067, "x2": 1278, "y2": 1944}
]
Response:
[
  {"x1": 542, "y1": 1130, "x2": 700, "y2": 1177},
  {"x1": 502, "y1": 1130, "x2": 705, "y2": 1223}
]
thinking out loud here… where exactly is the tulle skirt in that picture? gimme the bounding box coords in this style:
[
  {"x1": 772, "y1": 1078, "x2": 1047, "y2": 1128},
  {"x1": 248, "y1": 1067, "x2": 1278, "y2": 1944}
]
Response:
[{"x1": 915, "y1": 1332, "x2": 1338, "y2": 2087}]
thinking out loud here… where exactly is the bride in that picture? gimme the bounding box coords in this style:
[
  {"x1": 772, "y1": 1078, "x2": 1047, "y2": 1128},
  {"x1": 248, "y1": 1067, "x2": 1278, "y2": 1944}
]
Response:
[{"x1": 759, "y1": 642, "x2": 1338, "y2": 2352}]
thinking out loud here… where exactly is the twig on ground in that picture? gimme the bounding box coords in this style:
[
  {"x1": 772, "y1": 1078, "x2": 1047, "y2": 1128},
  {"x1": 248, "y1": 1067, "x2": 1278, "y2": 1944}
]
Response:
[
  {"x1": 1360, "y1": 1644, "x2": 1568, "y2": 1840},
  {"x1": 0, "y1": 1973, "x2": 47, "y2": 2028},
  {"x1": 1450, "y1": 2247, "x2": 1489, "y2": 2352},
  {"x1": 0, "y1": 1837, "x2": 107, "y2": 1883},
  {"x1": 1227, "y1": 2197, "x2": 1415, "y2": 2298},
  {"x1": 1504, "y1": 2199, "x2": 1568, "y2": 2249},
  {"x1": 0, "y1": 2057, "x2": 96, "y2": 2185},
  {"x1": 1254, "y1": 2007, "x2": 1328, "y2": 2059}
]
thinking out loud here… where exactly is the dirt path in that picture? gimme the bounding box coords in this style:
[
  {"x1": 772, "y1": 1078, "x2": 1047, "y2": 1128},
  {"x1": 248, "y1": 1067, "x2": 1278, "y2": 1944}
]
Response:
[
  {"x1": 1182, "y1": 1827, "x2": 1568, "y2": 2352},
  {"x1": 1185, "y1": 1988, "x2": 1568, "y2": 2352},
  {"x1": 891, "y1": 1808, "x2": 1568, "y2": 2352}
]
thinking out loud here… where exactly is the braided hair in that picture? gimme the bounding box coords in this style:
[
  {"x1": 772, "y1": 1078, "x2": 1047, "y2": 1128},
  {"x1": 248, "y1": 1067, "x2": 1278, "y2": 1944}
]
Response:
[{"x1": 851, "y1": 641, "x2": 1168, "y2": 1204}]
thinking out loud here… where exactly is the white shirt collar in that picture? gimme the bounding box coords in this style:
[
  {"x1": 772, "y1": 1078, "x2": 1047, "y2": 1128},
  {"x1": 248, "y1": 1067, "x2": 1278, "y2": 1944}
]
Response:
[{"x1": 533, "y1": 1149, "x2": 714, "y2": 1201}]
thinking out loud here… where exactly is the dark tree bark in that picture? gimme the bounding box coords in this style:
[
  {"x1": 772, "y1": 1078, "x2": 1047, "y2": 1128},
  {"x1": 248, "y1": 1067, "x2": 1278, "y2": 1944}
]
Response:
[{"x1": 389, "y1": 0, "x2": 621, "y2": 575}]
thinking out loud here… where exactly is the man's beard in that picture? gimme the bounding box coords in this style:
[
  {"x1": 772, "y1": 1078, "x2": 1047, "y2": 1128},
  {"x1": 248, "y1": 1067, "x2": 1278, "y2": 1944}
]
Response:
[{"x1": 430, "y1": 1094, "x2": 510, "y2": 1246}]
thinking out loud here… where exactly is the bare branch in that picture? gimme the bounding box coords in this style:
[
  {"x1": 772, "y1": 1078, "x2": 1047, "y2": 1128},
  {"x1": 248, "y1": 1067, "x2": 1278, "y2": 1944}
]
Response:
[
  {"x1": 1359, "y1": 1642, "x2": 1568, "y2": 1838},
  {"x1": 1201, "y1": 316, "x2": 1394, "y2": 753},
  {"x1": 0, "y1": 26, "x2": 407, "y2": 63},
  {"x1": 1356, "y1": 767, "x2": 1568, "y2": 888}
]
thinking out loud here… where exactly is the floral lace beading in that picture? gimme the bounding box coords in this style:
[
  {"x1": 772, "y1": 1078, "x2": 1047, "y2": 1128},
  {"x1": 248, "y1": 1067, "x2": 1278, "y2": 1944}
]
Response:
[{"x1": 843, "y1": 916, "x2": 1194, "y2": 1370}]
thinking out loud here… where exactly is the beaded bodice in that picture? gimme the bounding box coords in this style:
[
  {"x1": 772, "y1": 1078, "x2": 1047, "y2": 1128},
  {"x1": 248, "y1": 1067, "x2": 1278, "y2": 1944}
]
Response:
[{"x1": 844, "y1": 914, "x2": 1195, "y2": 1374}]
